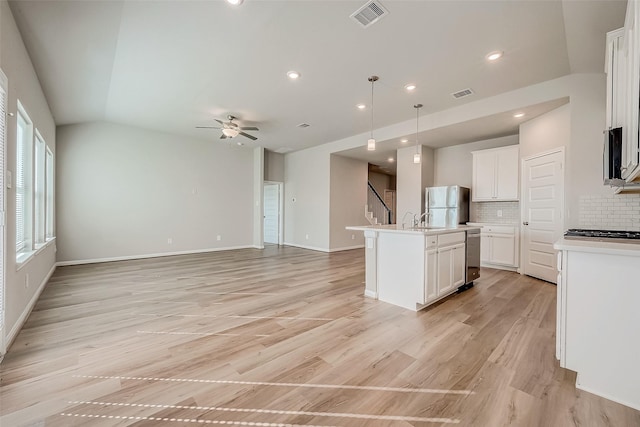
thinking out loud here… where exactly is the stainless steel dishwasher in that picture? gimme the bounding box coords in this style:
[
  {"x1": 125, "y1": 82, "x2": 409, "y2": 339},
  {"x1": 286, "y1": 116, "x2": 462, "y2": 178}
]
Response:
[{"x1": 465, "y1": 229, "x2": 481, "y2": 285}]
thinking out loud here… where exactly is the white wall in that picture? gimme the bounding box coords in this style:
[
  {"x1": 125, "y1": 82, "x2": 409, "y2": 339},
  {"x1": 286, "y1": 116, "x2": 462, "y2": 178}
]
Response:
[
  {"x1": 396, "y1": 145, "x2": 434, "y2": 225},
  {"x1": 329, "y1": 155, "x2": 367, "y2": 250},
  {"x1": 0, "y1": 0, "x2": 57, "y2": 349},
  {"x1": 434, "y1": 134, "x2": 519, "y2": 188},
  {"x1": 284, "y1": 146, "x2": 330, "y2": 250},
  {"x1": 56, "y1": 121, "x2": 255, "y2": 263}
]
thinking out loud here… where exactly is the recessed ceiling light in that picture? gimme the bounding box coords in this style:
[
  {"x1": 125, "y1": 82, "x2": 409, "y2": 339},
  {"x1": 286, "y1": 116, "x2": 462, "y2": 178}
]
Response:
[
  {"x1": 287, "y1": 70, "x2": 301, "y2": 80},
  {"x1": 226, "y1": 0, "x2": 244, "y2": 5},
  {"x1": 513, "y1": 112, "x2": 525, "y2": 118},
  {"x1": 357, "y1": 104, "x2": 366, "y2": 110},
  {"x1": 400, "y1": 138, "x2": 408, "y2": 143},
  {"x1": 388, "y1": 157, "x2": 395, "y2": 162},
  {"x1": 404, "y1": 84, "x2": 417, "y2": 92},
  {"x1": 486, "y1": 51, "x2": 503, "y2": 61}
]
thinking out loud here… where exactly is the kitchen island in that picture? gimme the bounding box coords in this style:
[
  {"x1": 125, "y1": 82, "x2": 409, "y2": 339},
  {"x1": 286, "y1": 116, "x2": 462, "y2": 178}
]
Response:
[
  {"x1": 554, "y1": 237, "x2": 640, "y2": 411},
  {"x1": 347, "y1": 224, "x2": 480, "y2": 311}
]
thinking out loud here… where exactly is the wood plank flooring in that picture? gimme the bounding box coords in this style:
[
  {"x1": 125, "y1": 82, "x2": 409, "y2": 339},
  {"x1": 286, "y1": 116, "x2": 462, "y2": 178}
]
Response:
[{"x1": 1, "y1": 245, "x2": 639, "y2": 426}]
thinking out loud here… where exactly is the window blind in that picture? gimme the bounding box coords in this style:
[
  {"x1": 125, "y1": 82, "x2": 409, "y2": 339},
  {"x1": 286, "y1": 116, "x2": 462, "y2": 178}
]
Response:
[
  {"x1": 1, "y1": 70, "x2": 7, "y2": 342},
  {"x1": 34, "y1": 133, "x2": 45, "y2": 243},
  {"x1": 45, "y1": 148, "x2": 53, "y2": 239}
]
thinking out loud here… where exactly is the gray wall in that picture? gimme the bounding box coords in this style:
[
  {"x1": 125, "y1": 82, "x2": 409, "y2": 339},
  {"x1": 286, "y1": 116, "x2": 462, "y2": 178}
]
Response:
[
  {"x1": 56, "y1": 121, "x2": 255, "y2": 263},
  {"x1": 329, "y1": 155, "x2": 367, "y2": 250},
  {"x1": 264, "y1": 149, "x2": 284, "y2": 182},
  {"x1": 1, "y1": 0, "x2": 57, "y2": 347},
  {"x1": 434, "y1": 134, "x2": 519, "y2": 188}
]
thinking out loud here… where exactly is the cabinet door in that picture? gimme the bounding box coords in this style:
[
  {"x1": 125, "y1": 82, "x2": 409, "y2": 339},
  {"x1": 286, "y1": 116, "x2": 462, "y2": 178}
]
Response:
[
  {"x1": 437, "y1": 246, "x2": 453, "y2": 296},
  {"x1": 623, "y1": 0, "x2": 640, "y2": 178},
  {"x1": 452, "y1": 243, "x2": 466, "y2": 288},
  {"x1": 496, "y1": 146, "x2": 519, "y2": 200},
  {"x1": 472, "y1": 151, "x2": 497, "y2": 201},
  {"x1": 480, "y1": 232, "x2": 490, "y2": 263},
  {"x1": 489, "y1": 234, "x2": 516, "y2": 266},
  {"x1": 424, "y1": 249, "x2": 438, "y2": 303}
]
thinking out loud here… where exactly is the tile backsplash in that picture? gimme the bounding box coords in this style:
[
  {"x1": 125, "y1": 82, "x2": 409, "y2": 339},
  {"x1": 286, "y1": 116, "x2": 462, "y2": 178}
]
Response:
[
  {"x1": 471, "y1": 201, "x2": 520, "y2": 224},
  {"x1": 579, "y1": 194, "x2": 640, "y2": 231}
]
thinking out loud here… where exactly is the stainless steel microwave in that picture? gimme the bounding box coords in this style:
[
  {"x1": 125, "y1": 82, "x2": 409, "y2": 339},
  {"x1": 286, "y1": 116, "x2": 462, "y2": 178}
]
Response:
[{"x1": 604, "y1": 127, "x2": 622, "y2": 184}]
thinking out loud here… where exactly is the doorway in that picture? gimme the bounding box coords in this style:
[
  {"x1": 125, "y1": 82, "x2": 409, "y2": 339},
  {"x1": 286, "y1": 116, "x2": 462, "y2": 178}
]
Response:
[
  {"x1": 521, "y1": 149, "x2": 565, "y2": 283},
  {"x1": 263, "y1": 182, "x2": 283, "y2": 245}
]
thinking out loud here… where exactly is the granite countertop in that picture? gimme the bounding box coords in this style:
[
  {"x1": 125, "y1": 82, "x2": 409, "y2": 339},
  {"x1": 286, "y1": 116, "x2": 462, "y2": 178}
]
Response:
[
  {"x1": 554, "y1": 237, "x2": 640, "y2": 257},
  {"x1": 346, "y1": 224, "x2": 481, "y2": 236}
]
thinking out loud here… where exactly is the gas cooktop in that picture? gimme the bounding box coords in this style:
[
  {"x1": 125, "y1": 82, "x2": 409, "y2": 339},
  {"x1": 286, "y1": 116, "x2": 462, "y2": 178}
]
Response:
[{"x1": 564, "y1": 229, "x2": 640, "y2": 243}]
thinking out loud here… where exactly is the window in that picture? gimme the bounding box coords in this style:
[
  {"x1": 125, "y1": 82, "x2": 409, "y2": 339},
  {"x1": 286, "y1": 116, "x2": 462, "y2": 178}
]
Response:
[
  {"x1": 34, "y1": 132, "x2": 45, "y2": 245},
  {"x1": 45, "y1": 148, "x2": 54, "y2": 240},
  {"x1": 15, "y1": 102, "x2": 32, "y2": 255}
]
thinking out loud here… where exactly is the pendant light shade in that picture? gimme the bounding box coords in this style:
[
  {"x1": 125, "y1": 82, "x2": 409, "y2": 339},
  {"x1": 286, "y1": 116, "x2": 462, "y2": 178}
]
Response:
[
  {"x1": 413, "y1": 103, "x2": 423, "y2": 164},
  {"x1": 367, "y1": 76, "x2": 379, "y2": 151}
]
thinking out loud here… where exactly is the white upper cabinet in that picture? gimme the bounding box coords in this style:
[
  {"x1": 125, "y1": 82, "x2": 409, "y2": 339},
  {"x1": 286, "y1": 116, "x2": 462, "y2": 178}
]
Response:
[
  {"x1": 606, "y1": 1, "x2": 640, "y2": 183},
  {"x1": 471, "y1": 145, "x2": 520, "y2": 201}
]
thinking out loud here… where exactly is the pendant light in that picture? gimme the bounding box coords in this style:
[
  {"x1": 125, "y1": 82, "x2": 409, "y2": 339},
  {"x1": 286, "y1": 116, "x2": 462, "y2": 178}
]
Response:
[
  {"x1": 413, "y1": 103, "x2": 423, "y2": 164},
  {"x1": 367, "y1": 76, "x2": 379, "y2": 151}
]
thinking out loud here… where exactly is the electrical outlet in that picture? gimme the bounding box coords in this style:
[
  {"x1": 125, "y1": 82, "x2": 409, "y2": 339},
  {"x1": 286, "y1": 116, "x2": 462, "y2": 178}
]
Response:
[
  {"x1": 167, "y1": 238, "x2": 173, "y2": 244},
  {"x1": 351, "y1": 234, "x2": 355, "y2": 240},
  {"x1": 305, "y1": 234, "x2": 309, "y2": 240},
  {"x1": 497, "y1": 210, "x2": 503, "y2": 217},
  {"x1": 24, "y1": 274, "x2": 29, "y2": 289},
  {"x1": 217, "y1": 235, "x2": 221, "y2": 241}
]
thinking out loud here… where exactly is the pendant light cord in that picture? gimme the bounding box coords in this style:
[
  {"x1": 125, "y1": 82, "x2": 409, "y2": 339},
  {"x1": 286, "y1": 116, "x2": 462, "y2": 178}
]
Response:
[{"x1": 370, "y1": 80, "x2": 374, "y2": 139}]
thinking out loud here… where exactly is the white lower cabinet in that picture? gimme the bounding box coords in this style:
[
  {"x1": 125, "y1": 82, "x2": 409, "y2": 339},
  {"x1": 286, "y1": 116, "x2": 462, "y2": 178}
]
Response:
[
  {"x1": 423, "y1": 232, "x2": 466, "y2": 304},
  {"x1": 479, "y1": 225, "x2": 519, "y2": 269}
]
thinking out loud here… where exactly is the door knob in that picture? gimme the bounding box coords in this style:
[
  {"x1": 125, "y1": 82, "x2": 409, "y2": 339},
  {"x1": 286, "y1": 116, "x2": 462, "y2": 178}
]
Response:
[{"x1": 523, "y1": 221, "x2": 529, "y2": 226}]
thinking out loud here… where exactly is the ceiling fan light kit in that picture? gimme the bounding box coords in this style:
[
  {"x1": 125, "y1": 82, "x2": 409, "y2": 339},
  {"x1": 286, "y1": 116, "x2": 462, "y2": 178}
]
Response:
[{"x1": 196, "y1": 114, "x2": 259, "y2": 141}]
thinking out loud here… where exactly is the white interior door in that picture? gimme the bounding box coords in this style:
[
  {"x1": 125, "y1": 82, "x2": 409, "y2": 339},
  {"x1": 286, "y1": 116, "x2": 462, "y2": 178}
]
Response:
[
  {"x1": 263, "y1": 183, "x2": 280, "y2": 245},
  {"x1": 521, "y1": 149, "x2": 564, "y2": 283}
]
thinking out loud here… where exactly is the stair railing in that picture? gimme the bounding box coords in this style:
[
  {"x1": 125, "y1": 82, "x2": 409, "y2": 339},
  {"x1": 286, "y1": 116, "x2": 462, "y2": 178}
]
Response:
[{"x1": 367, "y1": 182, "x2": 392, "y2": 225}]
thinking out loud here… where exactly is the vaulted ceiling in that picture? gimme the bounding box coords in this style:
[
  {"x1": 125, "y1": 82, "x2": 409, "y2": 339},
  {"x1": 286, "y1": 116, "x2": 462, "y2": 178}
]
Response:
[{"x1": 9, "y1": 0, "x2": 626, "y2": 154}]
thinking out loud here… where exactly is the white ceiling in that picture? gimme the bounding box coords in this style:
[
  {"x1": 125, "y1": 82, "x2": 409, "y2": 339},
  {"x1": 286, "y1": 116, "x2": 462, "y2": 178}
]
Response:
[{"x1": 8, "y1": 0, "x2": 626, "y2": 154}]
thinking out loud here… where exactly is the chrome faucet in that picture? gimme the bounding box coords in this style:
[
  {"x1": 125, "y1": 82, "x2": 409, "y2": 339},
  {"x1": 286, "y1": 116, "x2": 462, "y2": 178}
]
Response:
[
  {"x1": 401, "y1": 212, "x2": 414, "y2": 229},
  {"x1": 413, "y1": 212, "x2": 431, "y2": 228}
]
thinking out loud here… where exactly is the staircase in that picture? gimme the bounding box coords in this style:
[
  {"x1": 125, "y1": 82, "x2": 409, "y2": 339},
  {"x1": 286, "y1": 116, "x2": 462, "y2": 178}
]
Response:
[{"x1": 366, "y1": 181, "x2": 392, "y2": 225}]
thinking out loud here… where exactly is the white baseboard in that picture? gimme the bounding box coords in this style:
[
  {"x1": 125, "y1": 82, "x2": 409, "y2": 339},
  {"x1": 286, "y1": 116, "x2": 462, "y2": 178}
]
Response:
[
  {"x1": 56, "y1": 245, "x2": 257, "y2": 266},
  {"x1": 575, "y1": 381, "x2": 640, "y2": 412},
  {"x1": 364, "y1": 289, "x2": 378, "y2": 299},
  {"x1": 4, "y1": 263, "x2": 56, "y2": 354},
  {"x1": 329, "y1": 245, "x2": 365, "y2": 252},
  {"x1": 283, "y1": 242, "x2": 330, "y2": 253}
]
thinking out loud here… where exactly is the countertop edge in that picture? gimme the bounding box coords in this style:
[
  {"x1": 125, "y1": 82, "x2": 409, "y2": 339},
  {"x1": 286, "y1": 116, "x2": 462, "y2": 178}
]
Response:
[
  {"x1": 553, "y1": 237, "x2": 640, "y2": 256},
  {"x1": 346, "y1": 225, "x2": 481, "y2": 236}
]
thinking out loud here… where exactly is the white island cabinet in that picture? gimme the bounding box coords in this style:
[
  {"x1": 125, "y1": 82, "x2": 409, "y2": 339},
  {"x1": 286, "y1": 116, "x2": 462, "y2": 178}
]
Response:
[
  {"x1": 554, "y1": 238, "x2": 640, "y2": 411},
  {"x1": 346, "y1": 225, "x2": 477, "y2": 311}
]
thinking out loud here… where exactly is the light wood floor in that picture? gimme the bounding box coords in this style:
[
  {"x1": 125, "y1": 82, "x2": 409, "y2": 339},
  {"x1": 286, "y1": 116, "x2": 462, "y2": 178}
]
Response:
[{"x1": 1, "y1": 246, "x2": 639, "y2": 426}]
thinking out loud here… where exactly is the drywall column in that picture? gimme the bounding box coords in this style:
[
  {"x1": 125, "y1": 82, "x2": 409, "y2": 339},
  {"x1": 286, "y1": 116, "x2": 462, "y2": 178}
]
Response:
[
  {"x1": 253, "y1": 146, "x2": 264, "y2": 249},
  {"x1": 396, "y1": 145, "x2": 434, "y2": 227},
  {"x1": 364, "y1": 230, "x2": 378, "y2": 298}
]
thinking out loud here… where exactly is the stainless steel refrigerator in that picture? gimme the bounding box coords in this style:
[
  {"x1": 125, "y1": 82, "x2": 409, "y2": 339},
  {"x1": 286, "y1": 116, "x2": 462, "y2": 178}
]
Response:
[{"x1": 425, "y1": 185, "x2": 470, "y2": 227}]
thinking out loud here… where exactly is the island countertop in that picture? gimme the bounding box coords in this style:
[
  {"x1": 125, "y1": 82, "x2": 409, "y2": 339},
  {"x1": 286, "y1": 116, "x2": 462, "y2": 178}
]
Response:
[
  {"x1": 554, "y1": 237, "x2": 640, "y2": 257},
  {"x1": 346, "y1": 224, "x2": 480, "y2": 236}
]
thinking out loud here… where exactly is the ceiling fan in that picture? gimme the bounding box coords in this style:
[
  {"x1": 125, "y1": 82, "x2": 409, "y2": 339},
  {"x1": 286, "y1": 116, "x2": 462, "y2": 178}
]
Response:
[{"x1": 196, "y1": 115, "x2": 259, "y2": 141}]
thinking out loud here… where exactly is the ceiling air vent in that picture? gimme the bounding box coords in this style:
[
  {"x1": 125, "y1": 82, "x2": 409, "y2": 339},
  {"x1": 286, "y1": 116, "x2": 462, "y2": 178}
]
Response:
[
  {"x1": 350, "y1": 1, "x2": 389, "y2": 28},
  {"x1": 297, "y1": 123, "x2": 310, "y2": 128},
  {"x1": 451, "y1": 88, "x2": 474, "y2": 99}
]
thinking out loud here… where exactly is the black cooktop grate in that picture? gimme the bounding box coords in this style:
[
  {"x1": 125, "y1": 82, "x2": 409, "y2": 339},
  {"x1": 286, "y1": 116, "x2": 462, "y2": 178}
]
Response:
[{"x1": 564, "y1": 229, "x2": 640, "y2": 240}]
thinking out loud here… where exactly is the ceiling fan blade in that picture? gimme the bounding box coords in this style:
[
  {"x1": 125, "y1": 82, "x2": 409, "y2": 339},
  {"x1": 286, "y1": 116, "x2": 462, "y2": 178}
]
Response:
[
  {"x1": 196, "y1": 126, "x2": 222, "y2": 129},
  {"x1": 220, "y1": 134, "x2": 227, "y2": 139},
  {"x1": 239, "y1": 132, "x2": 257, "y2": 141},
  {"x1": 239, "y1": 126, "x2": 259, "y2": 131},
  {"x1": 214, "y1": 119, "x2": 224, "y2": 125}
]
